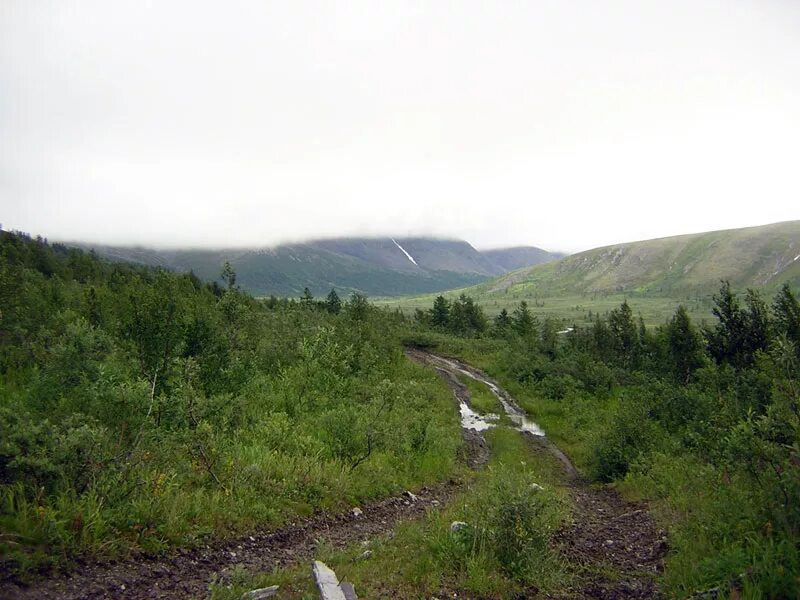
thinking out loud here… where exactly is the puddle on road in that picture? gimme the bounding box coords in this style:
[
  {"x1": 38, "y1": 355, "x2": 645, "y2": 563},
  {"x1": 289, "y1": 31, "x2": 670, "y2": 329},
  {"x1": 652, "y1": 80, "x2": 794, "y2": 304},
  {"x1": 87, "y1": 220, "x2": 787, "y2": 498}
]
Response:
[
  {"x1": 437, "y1": 356, "x2": 546, "y2": 437},
  {"x1": 459, "y1": 401, "x2": 500, "y2": 432},
  {"x1": 480, "y1": 379, "x2": 545, "y2": 437}
]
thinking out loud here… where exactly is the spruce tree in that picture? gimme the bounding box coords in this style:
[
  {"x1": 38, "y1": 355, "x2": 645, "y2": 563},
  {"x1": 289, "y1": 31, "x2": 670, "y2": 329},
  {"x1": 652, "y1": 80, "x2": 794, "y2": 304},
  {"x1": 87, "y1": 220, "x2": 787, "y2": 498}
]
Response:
[
  {"x1": 300, "y1": 287, "x2": 314, "y2": 308},
  {"x1": 493, "y1": 308, "x2": 511, "y2": 335},
  {"x1": 325, "y1": 288, "x2": 342, "y2": 314},
  {"x1": 667, "y1": 305, "x2": 704, "y2": 383},
  {"x1": 608, "y1": 300, "x2": 639, "y2": 367},
  {"x1": 773, "y1": 283, "x2": 800, "y2": 355},
  {"x1": 221, "y1": 260, "x2": 236, "y2": 289},
  {"x1": 430, "y1": 295, "x2": 450, "y2": 329},
  {"x1": 512, "y1": 300, "x2": 536, "y2": 337}
]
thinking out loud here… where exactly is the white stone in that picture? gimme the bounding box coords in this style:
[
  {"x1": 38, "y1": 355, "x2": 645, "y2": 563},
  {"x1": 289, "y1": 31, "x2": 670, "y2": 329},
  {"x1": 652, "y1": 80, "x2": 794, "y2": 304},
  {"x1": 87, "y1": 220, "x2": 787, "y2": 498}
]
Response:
[
  {"x1": 313, "y1": 561, "x2": 348, "y2": 600},
  {"x1": 450, "y1": 521, "x2": 469, "y2": 533},
  {"x1": 241, "y1": 586, "x2": 279, "y2": 599}
]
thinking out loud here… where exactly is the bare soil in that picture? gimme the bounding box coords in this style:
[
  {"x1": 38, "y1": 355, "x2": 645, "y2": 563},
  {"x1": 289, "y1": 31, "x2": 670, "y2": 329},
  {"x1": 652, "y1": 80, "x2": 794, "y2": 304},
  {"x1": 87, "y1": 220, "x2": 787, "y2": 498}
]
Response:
[
  {"x1": 0, "y1": 483, "x2": 466, "y2": 600},
  {"x1": 553, "y1": 484, "x2": 667, "y2": 599}
]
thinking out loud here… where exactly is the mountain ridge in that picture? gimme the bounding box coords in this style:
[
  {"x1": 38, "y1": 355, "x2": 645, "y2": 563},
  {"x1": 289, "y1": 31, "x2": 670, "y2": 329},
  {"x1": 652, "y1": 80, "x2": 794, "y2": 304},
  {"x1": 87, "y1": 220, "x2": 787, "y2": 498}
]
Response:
[
  {"x1": 376, "y1": 221, "x2": 800, "y2": 326},
  {"x1": 501, "y1": 220, "x2": 800, "y2": 292},
  {"x1": 484, "y1": 220, "x2": 800, "y2": 296},
  {"x1": 73, "y1": 236, "x2": 562, "y2": 297}
]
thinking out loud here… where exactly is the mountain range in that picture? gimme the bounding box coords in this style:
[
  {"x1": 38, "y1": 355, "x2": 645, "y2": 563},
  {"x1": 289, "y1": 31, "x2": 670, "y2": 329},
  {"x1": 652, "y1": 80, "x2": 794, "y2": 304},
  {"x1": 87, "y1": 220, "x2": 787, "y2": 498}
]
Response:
[{"x1": 78, "y1": 237, "x2": 564, "y2": 297}]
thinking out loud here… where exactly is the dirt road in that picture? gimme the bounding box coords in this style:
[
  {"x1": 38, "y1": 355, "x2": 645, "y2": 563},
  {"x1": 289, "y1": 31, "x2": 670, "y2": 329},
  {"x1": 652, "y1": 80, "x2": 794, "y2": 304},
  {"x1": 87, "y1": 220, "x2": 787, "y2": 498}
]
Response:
[
  {"x1": 409, "y1": 349, "x2": 666, "y2": 599},
  {"x1": 3, "y1": 350, "x2": 665, "y2": 599}
]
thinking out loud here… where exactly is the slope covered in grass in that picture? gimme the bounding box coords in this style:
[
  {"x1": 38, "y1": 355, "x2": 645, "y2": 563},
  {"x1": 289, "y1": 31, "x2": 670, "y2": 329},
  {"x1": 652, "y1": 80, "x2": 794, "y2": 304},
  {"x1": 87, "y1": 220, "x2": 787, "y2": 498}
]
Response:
[{"x1": 380, "y1": 221, "x2": 800, "y2": 325}]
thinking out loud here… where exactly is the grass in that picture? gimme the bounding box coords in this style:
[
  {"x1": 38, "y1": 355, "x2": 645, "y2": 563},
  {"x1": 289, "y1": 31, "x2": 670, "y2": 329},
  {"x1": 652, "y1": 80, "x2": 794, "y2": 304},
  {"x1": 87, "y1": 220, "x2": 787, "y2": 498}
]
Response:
[
  {"x1": 421, "y1": 336, "x2": 613, "y2": 474},
  {"x1": 379, "y1": 291, "x2": 717, "y2": 328},
  {"x1": 512, "y1": 389, "x2": 618, "y2": 473},
  {"x1": 0, "y1": 342, "x2": 467, "y2": 579},
  {"x1": 209, "y1": 415, "x2": 573, "y2": 599},
  {"x1": 458, "y1": 374, "x2": 503, "y2": 415}
]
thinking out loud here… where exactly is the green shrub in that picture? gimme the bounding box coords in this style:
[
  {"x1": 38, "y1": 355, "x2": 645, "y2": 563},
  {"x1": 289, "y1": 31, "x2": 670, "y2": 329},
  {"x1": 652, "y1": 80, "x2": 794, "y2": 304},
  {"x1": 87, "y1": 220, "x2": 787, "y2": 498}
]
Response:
[
  {"x1": 535, "y1": 373, "x2": 580, "y2": 400},
  {"x1": 428, "y1": 463, "x2": 562, "y2": 585},
  {"x1": 588, "y1": 395, "x2": 663, "y2": 482},
  {"x1": 0, "y1": 408, "x2": 113, "y2": 495},
  {"x1": 485, "y1": 473, "x2": 554, "y2": 580}
]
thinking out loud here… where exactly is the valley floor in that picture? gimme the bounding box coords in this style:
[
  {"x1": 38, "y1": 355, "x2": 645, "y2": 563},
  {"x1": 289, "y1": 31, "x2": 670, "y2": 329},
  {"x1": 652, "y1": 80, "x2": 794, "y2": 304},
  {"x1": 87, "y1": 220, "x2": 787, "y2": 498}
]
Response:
[{"x1": 378, "y1": 292, "x2": 717, "y2": 328}]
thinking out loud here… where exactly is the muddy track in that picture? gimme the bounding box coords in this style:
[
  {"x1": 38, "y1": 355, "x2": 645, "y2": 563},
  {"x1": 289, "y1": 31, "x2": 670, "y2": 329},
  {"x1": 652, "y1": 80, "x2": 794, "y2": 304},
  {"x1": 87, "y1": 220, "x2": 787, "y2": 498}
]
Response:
[
  {"x1": 4, "y1": 350, "x2": 665, "y2": 599},
  {"x1": 553, "y1": 485, "x2": 667, "y2": 599},
  {"x1": 405, "y1": 350, "x2": 490, "y2": 470},
  {"x1": 409, "y1": 349, "x2": 667, "y2": 599},
  {"x1": 1, "y1": 483, "x2": 466, "y2": 600}
]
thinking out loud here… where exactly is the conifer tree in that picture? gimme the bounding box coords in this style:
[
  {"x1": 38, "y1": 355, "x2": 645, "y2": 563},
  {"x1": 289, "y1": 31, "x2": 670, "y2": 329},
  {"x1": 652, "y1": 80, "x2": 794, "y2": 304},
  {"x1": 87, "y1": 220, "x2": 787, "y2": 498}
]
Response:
[
  {"x1": 667, "y1": 305, "x2": 704, "y2": 383},
  {"x1": 300, "y1": 287, "x2": 314, "y2": 308},
  {"x1": 707, "y1": 282, "x2": 771, "y2": 368},
  {"x1": 345, "y1": 292, "x2": 369, "y2": 320},
  {"x1": 221, "y1": 260, "x2": 236, "y2": 289},
  {"x1": 493, "y1": 308, "x2": 511, "y2": 335},
  {"x1": 325, "y1": 288, "x2": 342, "y2": 314},
  {"x1": 430, "y1": 295, "x2": 450, "y2": 329},
  {"x1": 608, "y1": 300, "x2": 639, "y2": 366},
  {"x1": 773, "y1": 283, "x2": 800, "y2": 355},
  {"x1": 512, "y1": 300, "x2": 536, "y2": 337}
]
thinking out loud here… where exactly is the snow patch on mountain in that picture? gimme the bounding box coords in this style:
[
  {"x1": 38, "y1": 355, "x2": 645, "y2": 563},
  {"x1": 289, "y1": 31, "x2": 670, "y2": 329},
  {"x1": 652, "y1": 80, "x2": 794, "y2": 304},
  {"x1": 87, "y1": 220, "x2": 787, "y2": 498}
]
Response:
[{"x1": 392, "y1": 239, "x2": 418, "y2": 266}]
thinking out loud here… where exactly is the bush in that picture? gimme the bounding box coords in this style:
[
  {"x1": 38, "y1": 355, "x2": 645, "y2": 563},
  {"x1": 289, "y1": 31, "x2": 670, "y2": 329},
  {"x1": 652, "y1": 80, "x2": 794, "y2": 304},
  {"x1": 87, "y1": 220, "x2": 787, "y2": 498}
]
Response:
[
  {"x1": 486, "y1": 473, "x2": 554, "y2": 580},
  {"x1": 431, "y1": 464, "x2": 562, "y2": 584},
  {"x1": 588, "y1": 395, "x2": 663, "y2": 482},
  {"x1": 0, "y1": 408, "x2": 112, "y2": 495},
  {"x1": 535, "y1": 373, "x2": 580, "y2": 400}
]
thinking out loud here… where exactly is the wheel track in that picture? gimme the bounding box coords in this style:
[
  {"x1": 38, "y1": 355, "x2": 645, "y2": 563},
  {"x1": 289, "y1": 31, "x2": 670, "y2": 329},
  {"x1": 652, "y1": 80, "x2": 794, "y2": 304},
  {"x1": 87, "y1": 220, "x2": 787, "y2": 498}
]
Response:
[
  {"x1": 3, "y1": 350, "x2": 666, "y2": 599},
  {"x1": 409, "y1": 348, "x2": 667, "y2": 599}
]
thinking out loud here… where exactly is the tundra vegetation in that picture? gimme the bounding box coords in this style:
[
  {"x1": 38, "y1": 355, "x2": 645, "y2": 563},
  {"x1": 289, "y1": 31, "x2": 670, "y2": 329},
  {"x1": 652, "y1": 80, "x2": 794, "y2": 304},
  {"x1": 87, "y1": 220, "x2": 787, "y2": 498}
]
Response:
[
  {"x1": 2, "y1": 230, "x2": 799, "y2": 598},
  {"x1": 0, "y1": 231, "x2": 462, "y2": 577}
]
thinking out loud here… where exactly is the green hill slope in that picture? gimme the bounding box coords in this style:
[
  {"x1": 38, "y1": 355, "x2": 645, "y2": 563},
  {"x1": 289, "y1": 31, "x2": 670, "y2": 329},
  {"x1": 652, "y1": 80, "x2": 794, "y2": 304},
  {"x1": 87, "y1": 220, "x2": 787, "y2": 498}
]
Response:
[
  {"x1": 381, "y1": 221, "x2": 800, "y2": 325},
  {"x1": 489, "y1": 220, "x2": 800, "y2": 296}
]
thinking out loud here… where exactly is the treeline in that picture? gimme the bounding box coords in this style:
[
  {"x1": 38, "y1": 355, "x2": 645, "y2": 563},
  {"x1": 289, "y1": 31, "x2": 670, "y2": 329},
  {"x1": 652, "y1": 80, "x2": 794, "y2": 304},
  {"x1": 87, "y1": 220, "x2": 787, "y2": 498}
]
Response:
[
  {"x1": 415, "y1": 294, "x2": 566, "y2": 345},
  {"x1": 416, "y1": 283, "x2": 800, "y2": 596},
  {"x1": 0, "y1": 231, "x2": 461, "y2": 577},
  {"x1": 273, "y1": 286, "x2": 369, "y2": 318}
]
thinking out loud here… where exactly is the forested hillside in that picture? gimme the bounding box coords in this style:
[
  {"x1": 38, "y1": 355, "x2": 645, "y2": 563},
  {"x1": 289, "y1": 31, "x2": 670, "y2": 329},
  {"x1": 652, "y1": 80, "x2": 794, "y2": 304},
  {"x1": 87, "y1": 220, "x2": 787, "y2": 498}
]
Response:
[{"x1": 75, "y1": 237, "x2": 562, "y2": 298}]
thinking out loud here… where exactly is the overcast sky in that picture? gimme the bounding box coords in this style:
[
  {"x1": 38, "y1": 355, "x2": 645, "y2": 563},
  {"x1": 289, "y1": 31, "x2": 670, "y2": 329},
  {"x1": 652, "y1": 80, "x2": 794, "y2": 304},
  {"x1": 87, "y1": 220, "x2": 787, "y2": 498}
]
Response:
[{"x1": 2, "y1": 1, "x2": 799, "y2": 253}]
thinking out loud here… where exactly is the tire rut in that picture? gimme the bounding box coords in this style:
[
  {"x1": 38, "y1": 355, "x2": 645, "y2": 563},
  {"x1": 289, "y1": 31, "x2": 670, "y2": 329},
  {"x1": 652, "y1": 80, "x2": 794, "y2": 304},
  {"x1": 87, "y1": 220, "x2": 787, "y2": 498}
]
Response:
[
  {"x1": 4, "y1": 350, "x2": 666, "y2": 599},
  {"x1": 409, "y1": 348, "x2": 667, "y2": 599},
  {"x1": 1, "y1": 484, "x2": 463, "y2": 600}
]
